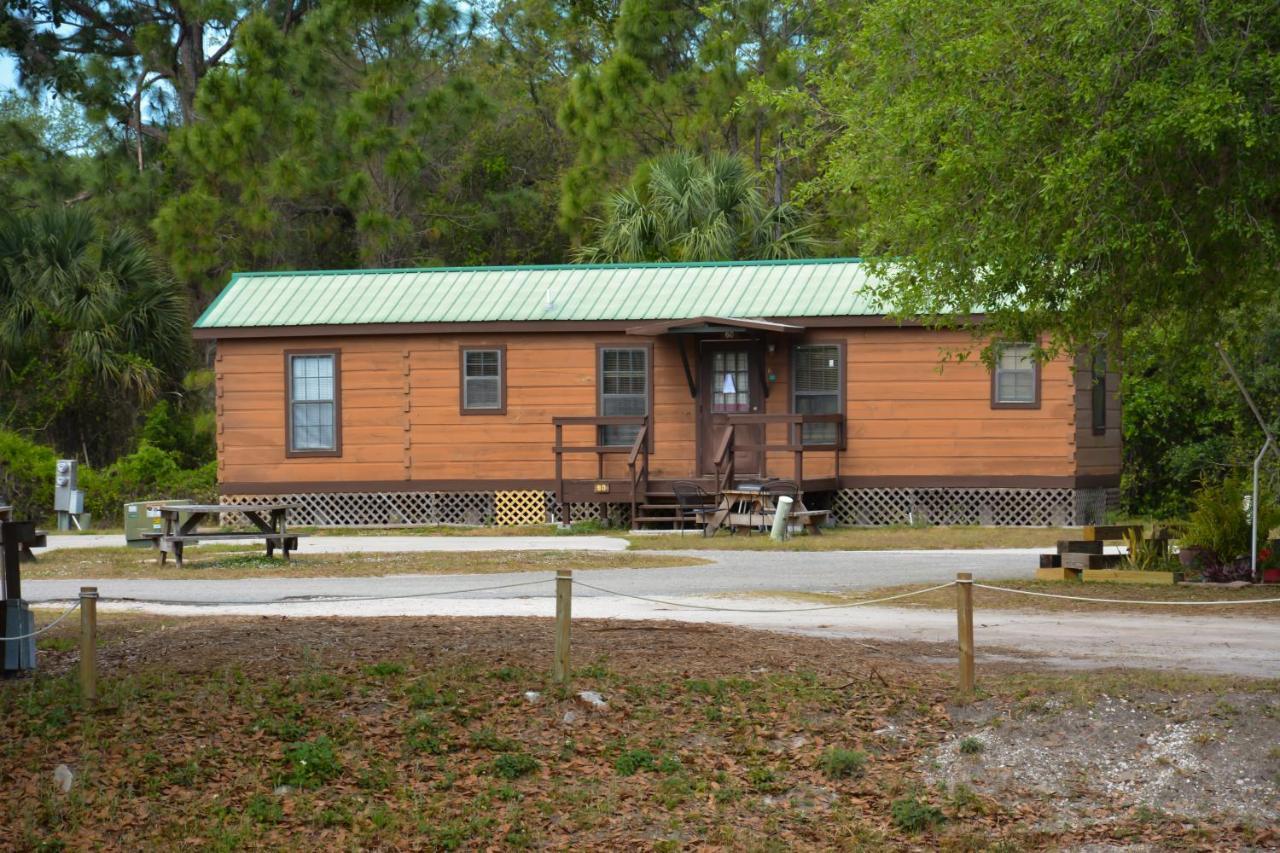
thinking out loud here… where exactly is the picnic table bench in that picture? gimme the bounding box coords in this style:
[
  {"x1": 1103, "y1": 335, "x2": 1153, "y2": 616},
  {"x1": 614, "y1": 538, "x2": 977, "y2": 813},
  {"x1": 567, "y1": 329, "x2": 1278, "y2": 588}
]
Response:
[
  {"x1": 702, "y1": 488, "x2": 829, "y2": 536},
  {"x1": 155, "y1": 503, "x2": 301, "y2": 567}
]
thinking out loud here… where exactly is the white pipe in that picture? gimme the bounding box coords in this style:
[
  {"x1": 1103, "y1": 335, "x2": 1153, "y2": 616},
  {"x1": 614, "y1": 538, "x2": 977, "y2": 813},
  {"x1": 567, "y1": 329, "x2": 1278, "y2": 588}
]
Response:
[
  {"x1": 770, "y1": 495, "x2": 793, "y2": 541},
  {"x1": 1253, "y1": 437, "x2": 1273, "y2": 582}
]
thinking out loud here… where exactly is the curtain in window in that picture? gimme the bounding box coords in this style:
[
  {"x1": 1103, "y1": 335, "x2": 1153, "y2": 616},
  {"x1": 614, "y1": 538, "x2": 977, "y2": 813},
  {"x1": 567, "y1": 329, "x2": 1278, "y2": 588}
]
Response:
[
  {"x1": 793, "y1": 345, "x2": 840, "y2": 444},
  {"x1": 464, "y1": 349, "x2": 502, "y2": 410},
  {"x1": 600, "y1": 348, "x2": 647, "y2": 445},
  {"x1": 995, "y1": 343, "x2": 1035, "y2": 403}
]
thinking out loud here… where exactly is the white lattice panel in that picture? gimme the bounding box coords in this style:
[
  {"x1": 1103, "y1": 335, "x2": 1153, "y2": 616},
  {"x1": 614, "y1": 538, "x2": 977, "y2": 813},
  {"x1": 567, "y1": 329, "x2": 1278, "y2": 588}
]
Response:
[
  {"x1": 221, "y1": 491, "x2": 507, "y2": 527},
  {"x1": 830, "y1": 488, "x2": 1076, "y2": 527}
]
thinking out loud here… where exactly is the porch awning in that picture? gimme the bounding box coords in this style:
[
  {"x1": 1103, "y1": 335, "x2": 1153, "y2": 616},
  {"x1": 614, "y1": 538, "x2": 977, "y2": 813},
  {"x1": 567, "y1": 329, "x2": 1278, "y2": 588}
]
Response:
[{"x1": 625, "y1": 316, "x2": 805, "y2": 336}]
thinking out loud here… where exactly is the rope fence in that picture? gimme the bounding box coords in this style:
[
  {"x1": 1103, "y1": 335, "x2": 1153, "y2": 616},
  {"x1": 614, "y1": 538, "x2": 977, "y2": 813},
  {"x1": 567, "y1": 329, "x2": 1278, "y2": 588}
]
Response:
[{"x1": 7, "y1": 572, "x2": 1278, "y2": 703}]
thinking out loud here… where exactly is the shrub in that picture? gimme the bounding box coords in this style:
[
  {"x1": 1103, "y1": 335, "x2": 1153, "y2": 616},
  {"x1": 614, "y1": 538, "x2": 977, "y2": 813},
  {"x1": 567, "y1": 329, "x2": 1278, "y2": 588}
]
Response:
[
  {"x1": 958, "y1": 736, "x2": 985, "y2": 755},
  {"x1": 0, "y1": 430, "x2": 57, "y2": 519},
  {"x1": 819, "y1": 747, "x2": 868, "y2": 779},
  {"x1": 891, "y1": 795, "x2": 945, "y2": 832},
  {"x1": 1181, "y1": 478, "x2": 1280, "y2": 575}
]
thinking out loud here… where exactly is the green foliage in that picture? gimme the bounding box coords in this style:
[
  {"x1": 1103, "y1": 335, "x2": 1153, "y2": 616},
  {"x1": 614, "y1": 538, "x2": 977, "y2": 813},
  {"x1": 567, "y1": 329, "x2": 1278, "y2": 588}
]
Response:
[
  {"x1": 1121, "y1": 529, "x2": 1180, "y2": 573},
  {"x1": 1181, "y1": 479, "x2": 1280, "y2": 565},
  {"x1": 0, "y1": 207, "x2": 191, "y2": 463},
  {"x1": 957, "y1": 737, "x2": 984, "y2": 756},
  {"x1": 0, "y1": 430, "x2": 57, "y2": 518},
  {"x1": 614, "y1": 748, "x2": 658, "y2": 776},
  {"x1": 890, "y1": 795, "x2": 945, "y2": 833},
  {"x1": 281, "y1": 736, "x2": 342, "y2": 788},
  {"x1": 819, "y1": 0, "x2": 1280, "y2": 355},
  {"x1": 490, "y1": 752, "x2": 539, "y2": 780},
  {"x1": 577, "y1": 151, "x2": 817, "y2": 262},
  {"x1": 80, "y1": 449, "x2": 217, "y2": 523},
  {"x1": 819, "y1": 747, "x2": 867, "y2": 779}
]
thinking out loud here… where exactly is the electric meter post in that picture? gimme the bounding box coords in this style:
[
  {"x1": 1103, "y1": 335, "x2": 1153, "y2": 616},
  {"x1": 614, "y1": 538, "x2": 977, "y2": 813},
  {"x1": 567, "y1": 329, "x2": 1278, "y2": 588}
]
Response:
[{"x1": 54, "y1": 459, "x2": 89, "y2": 531}]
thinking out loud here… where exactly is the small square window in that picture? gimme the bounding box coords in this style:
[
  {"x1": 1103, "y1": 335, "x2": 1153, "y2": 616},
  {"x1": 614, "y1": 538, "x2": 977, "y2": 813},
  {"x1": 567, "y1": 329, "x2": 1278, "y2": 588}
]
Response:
[{"x1": 992, "y1": 343, "x2": 1039, "y2": 407}]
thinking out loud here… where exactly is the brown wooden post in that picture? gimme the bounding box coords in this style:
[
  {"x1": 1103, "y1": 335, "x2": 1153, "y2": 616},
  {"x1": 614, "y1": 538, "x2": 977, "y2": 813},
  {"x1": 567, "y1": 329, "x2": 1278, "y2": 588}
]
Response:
[
  {"x1": 553, "y1": 570, "x2": 572, "y2": 687},
  {"x1": 956, "y1": 572, "x2": 975, "y2": 697},
  {"x1": 555, "y1": 423, "x2": 568, "y2": 525},
  {"x1": 79, "y1": 586, "x2": 98, "y2": 706}
]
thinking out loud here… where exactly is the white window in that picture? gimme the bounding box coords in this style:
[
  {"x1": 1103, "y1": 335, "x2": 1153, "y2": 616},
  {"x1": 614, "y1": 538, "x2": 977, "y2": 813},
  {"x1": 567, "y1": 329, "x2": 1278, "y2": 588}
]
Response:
[
  {"x1": 599, "y1": 347, "x2": 648, "y2": 446},
  {"x1": 462, "y1": 348, "x2": 503, "y2": 412},
  {"x1": 993, "y1": 343, "x2": 1037, "y2": 406},
  {"x1": 288, "y1": 353, "x2": 338, "y2": 452}
]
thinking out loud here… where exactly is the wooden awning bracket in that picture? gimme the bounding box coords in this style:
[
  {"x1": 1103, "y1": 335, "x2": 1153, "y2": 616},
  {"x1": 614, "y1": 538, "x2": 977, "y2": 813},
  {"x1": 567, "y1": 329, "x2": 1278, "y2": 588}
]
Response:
[{"x1": 678, "y1": 337, "x2": 698, "y2": 398}]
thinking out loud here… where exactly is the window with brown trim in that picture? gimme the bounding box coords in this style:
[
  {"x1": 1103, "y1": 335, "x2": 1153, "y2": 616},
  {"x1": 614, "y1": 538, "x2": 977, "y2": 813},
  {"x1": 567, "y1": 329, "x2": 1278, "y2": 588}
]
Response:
[
  {"x1": 286, "y1": 350, "x2": 341, "y2": 456},
  {"x1": 460, "y1": 347, "x2": 505, "y2": 414},
  {"x1": 991, "y1": 342, "x2": 1041, "y2": 409},
  {"x1": 793, "y1": 342, "x2": 845, "y2": 445},
  {"x1": 1091, "y1": 347, "x2": 1107, "y2": 434},
  {"x1": 598, "y1": 346, "x2": 650, "y2": 446}
]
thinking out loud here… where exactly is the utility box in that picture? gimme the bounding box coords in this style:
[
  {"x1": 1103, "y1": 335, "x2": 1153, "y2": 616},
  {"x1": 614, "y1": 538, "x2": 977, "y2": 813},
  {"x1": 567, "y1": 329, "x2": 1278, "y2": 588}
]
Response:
[
  {"x1": 124, "y1": 500, "x2": 191, "y2": 547},
  {"x1": 54, "y1": 459, "x2": 88, "y2": 530},
  {"x1": 1, "y1": 599, "x2": 35, "y2": 673}
]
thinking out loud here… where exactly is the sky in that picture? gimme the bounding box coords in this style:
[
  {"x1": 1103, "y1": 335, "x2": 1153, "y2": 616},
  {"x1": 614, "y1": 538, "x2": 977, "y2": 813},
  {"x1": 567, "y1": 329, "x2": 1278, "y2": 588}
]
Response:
[{"x1": 1, "y1": 56, "x2": 15, "y2": 91}]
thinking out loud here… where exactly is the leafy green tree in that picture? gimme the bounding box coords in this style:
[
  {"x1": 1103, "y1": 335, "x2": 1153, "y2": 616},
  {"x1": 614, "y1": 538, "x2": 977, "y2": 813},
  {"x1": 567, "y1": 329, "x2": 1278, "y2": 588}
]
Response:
[
  {"x1": 816, "y1": 0, "x2": 1280, "y2": 353},
  {"x1": 0, "y1": 207, "x2": 190, "y2": 463},
  {"x1": 576, "y1": 151, "x2": 815, "y2": 261},
  {"x1": 558, "y1": 0, "x2": 822, "y2": 235}
]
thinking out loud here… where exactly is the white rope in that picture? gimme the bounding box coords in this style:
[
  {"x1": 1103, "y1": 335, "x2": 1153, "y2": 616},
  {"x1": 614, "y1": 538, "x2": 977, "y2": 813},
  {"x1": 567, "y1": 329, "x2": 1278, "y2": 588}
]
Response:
[
  {"x1": 0, "y1": 601, "x2": 81, "y2": 641},
  {"x1": 973, "y1": 583, "x2": 1280, "y2": 606},
  {"x1": 570, "y1": 580, "x2": 958, "y2": 613},
  {"x1": 95, "y1": 577, "x2": 553, "y2": 608}
]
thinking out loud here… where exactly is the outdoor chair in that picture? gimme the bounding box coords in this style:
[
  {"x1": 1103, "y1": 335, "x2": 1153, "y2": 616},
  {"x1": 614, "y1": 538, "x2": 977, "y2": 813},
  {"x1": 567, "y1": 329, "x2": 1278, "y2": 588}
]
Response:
[
  {"x1": 671, "y1": 481, "x2": 719, "y2": 536},
  {"x1": 759, "y1": 479, "x2": 801, "y2": 532}
]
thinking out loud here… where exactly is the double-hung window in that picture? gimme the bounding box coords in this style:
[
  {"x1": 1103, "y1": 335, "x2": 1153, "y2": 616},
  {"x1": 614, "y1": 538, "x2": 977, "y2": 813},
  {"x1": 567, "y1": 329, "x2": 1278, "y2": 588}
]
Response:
[
  {"x1": 992, "y1": 342, "x2": 1039, "y2": 408},
  {"x1": 792, "y1": 343, "x2": 843, "y2": 445},
  {"x1": 287, "y1": 351, "x2": 340, "y2": 455},
  {"x1": 461, "y1": 347, "x2": 505, "y2": 414},
  {"x1": 598, "y1": 347, "x2": 649, "y2": 446}
]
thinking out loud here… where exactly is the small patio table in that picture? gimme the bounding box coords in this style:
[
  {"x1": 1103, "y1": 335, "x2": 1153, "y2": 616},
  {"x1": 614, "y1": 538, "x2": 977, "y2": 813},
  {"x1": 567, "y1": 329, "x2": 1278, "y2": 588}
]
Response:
[{"x1": 702, "y1": 488, "x2": 827, "y2": 537}]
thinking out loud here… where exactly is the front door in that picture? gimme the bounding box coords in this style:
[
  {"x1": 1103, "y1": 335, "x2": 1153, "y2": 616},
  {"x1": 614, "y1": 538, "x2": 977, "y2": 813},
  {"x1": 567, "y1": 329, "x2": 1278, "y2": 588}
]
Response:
[{"x1": 698, "y1": 343, "x2": 762, "y2": 475}]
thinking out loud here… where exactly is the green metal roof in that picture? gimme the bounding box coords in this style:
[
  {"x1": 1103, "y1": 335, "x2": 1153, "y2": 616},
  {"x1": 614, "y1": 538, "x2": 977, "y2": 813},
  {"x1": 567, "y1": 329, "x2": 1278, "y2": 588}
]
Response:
[{"x1": 194, "y1": 258, "x2": 889, "y2": 329}]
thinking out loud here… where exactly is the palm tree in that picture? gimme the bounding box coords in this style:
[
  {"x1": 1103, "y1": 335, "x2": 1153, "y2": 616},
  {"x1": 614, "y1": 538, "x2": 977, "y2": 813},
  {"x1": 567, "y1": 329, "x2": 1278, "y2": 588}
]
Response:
[
  {"x1": 576, "y1": 151, "x2": 817, "y2": 263},
  {"x1": 0, "y1": 207, "x2": 190, "y2": 461}
]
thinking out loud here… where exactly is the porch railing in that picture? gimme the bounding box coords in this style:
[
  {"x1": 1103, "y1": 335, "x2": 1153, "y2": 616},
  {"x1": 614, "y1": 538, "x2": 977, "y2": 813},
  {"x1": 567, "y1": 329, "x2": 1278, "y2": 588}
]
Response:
[
  {"x1": 712, "y1": 413, "x2": 844, "y2": 495},
  {"x1": 552, "y1": 416, "x2": 650, "y2": 525}
]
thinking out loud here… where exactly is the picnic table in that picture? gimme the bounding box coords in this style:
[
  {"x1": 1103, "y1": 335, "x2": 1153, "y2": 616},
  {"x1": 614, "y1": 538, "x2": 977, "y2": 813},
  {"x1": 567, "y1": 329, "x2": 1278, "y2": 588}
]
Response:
[
  {"x1": 702, "y1": 487, "x2": 828, "y2": 537},
  {"x1": 156, "y1": 503, "x2": 301, "y2": 566}
]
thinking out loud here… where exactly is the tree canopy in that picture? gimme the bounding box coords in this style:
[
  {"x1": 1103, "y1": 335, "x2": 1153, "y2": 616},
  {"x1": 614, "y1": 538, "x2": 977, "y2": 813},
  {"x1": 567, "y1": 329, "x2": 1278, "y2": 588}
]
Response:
[{"x1": 816, "y1": 0, "x2": 1280, "y2": 353}]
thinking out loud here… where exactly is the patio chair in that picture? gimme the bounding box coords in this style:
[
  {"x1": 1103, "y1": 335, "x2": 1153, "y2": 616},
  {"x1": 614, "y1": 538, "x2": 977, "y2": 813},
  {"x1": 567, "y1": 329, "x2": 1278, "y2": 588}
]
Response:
[{"x1": 671, "y1": 481, "x2": 719, "y2": 536}]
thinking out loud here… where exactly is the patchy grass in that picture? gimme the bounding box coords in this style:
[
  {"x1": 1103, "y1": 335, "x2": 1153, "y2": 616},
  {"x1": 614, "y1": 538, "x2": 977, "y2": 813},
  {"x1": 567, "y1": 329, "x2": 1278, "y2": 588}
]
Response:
[
  {"x1": 3, "y1": 614, "x2": 1273, "y2": 849},
  {"x1": 627, "y1": 524, "x2": 1077, "y2": 551},
  {"x1": 749, "y1": 578, "x2": 1280, "y2": 615},
  {"x1": 21, "y1": 547, "x2": 708, "y2": 581}
]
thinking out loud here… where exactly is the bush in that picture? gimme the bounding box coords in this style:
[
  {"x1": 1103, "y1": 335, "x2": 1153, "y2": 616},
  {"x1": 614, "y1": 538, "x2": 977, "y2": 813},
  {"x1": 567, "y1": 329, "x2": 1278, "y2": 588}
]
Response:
[
  {"x1": 1181, "y1": 478, "x2": 1280, "y2": 578},
  {"x1": 819, "y1": 747, "x2": 868, "y2": 779},
  {"x1": 0, "y1": 430, "x2": 216, "y2": 526},
  {"x1": 0, "y1": 430, "x2": 57, "y2": 519},
  {"x1": 491, "y1": 752, "x2": 539, "y2": 780}
]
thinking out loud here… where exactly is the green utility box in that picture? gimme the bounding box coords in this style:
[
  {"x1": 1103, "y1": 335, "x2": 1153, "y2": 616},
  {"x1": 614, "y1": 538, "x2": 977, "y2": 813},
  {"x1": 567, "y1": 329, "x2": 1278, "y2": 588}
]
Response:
[{"x1": 123, "y1": 500, "x2": 192, "y2": 547}]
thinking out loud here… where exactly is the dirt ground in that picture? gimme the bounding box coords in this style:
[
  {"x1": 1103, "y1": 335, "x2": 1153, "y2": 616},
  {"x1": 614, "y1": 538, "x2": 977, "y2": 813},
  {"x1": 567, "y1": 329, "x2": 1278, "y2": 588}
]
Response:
[
  {"x1": 931, "y1": 690, "x2": 1280, "y2": 826},
  {"x1": 3, "y1": 614, "x2": 1277, "y2": 850}
]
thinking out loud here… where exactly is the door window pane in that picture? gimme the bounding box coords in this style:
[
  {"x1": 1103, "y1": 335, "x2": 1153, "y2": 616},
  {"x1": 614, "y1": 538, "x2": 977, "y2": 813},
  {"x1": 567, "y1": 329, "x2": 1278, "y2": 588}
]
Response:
[
  {"x1": 711, "y1": 350, "x2": 751, "y2": 414},
  {"x1": 290, "y1": 354, "x2": 336, "y2": 451},
  {"x1": 793, "y1": 345, "x2": 841, "y2": 444},
  {"x1": 600, "y1": 348, "x2": 648, "y2": 445}
]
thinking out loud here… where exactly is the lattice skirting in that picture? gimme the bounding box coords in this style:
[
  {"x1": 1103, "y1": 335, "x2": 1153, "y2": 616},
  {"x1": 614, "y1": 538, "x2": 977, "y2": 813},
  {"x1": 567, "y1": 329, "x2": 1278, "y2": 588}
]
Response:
[
  {"x1": 220, "y1": 491, "x2": 634, "y2": 528},
  {"x1": 829, "y1": 487, "x2": 1119, "y2": 527}
]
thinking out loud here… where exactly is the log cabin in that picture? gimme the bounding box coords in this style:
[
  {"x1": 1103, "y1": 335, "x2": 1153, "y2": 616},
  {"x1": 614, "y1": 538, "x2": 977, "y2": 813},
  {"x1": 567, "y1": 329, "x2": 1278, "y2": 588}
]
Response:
[{"x1": 193, "y1": 258, "x2": 1121, "y2": 528}]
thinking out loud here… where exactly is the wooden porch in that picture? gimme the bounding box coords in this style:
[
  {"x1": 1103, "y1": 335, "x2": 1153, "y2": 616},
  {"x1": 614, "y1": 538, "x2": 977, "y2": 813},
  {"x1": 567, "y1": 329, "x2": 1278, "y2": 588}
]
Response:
[{"x1": 552, "y1": 413, "x2": 844, "y2": 528}]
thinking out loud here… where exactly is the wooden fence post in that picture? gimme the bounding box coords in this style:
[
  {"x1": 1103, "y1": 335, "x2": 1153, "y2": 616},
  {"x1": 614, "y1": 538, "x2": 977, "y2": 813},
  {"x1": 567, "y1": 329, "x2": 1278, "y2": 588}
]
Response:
[
  {"x1": 79, "y1": 586, "x2": 98, "y2": 706},
  {"x1": 956, "y1": 572, "x2": 974, "y2": 697},
  {"x1": 553, "y1": 570, "x2": 572, "y2": 687}
]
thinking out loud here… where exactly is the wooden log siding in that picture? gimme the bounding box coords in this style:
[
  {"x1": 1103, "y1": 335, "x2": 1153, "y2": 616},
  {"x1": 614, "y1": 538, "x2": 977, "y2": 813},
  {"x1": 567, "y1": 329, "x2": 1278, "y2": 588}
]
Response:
[{"x1": 215, "y1": 328, "x2": 1086, "y2": 491}]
